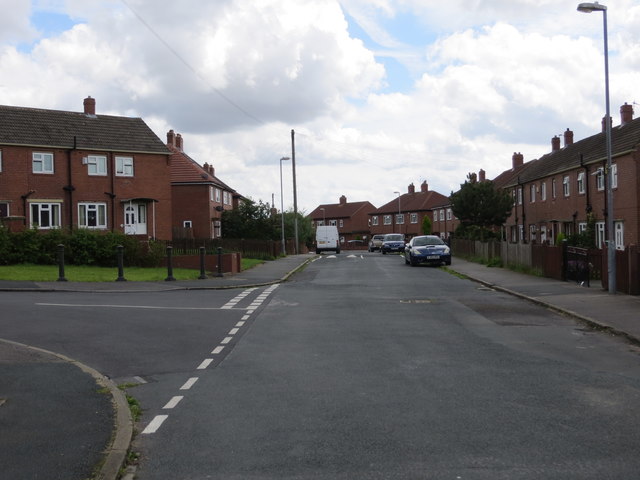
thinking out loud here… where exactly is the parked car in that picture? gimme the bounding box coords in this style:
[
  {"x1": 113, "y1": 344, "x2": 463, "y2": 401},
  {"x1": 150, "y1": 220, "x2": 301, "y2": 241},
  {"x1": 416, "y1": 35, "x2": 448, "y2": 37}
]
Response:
[
  {"x1": 381, "y1": 233, "x2": 405, "y2": 254},
  {"x1": 404, "y1": 235, "x2": 451, "y2": 266},
  {"x1": 368, "y1": 234, "x2": 386, "y2": 252}
]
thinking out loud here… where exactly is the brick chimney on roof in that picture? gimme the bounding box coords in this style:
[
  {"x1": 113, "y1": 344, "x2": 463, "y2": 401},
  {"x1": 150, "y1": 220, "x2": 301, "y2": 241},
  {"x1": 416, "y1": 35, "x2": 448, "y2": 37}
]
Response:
[
  {"x1": 478, "y1": 169, "x2": 486, "y2": 182},
  {"x1": 176, "y1": 133, "x2": 183, "y2": 151},
  {"x1": 551, "y1": 136, "x2": 561, "y2": 152},
  {"x1": 421, "y1": 181, "x2": 428, "y2": 192},
  {"x1": 602, "y1": 115, "x2": 612, "y2": 132},
  {"x1": 167, "y1": 129, "x2": 175, "y2": 146},
  {"x1": 408, "y1": 183, "x2": 415, "y2": 194},
  {"x1": 83, "y1": 96, "x2": 96, "y2": 115},
  {"x1": 621, "y1": 102, "x2": 634, "y2": 125},
  {"x1": 512, "y1": 152, "x2": 524, "y2": 169},
  {"x1": 339, "y1": 195, "x2": 347, "y2": 205},
  {"x1": 563, "y1": 128, "x2": 574, "y2": 147}
]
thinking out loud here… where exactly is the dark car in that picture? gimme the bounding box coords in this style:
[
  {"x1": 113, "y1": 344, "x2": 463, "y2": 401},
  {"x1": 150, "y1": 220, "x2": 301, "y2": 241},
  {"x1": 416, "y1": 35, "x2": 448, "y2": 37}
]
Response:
[
  {"x1": 381, "y1": 233, "x2": 405, "y2": 254},
  {"x1": 404, "y1": 235, "x2": 451, "y2": 266}
]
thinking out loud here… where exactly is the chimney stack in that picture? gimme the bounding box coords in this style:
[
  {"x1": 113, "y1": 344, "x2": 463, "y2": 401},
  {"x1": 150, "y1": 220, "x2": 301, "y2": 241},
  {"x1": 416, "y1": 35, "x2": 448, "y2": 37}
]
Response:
[
  {"x1": 408, "y1": 183, "x2": 415, "y2": 194},
  {"x1": 563, "y1": 128, "x2": 574, "y2": 147},
  {"x1": 512, "y1": 152, "x2": 524, "y2": 169},
  {"x1": 551, "y1": 136, "x2": 561, "y2": 152},
  {"x1": 621, "y1": 102, "x2": 634, "y2": 126},
  {"x1": 339, "y1": 195, "x2": 347, "y2": 205},
  {"x1": 167, "y1": 129, "x2": 175, "y2": 146},
  {"x1": 83, "y1": 96, "x2": 96, "y2": 115},
  {"x1": 478, "y1": 169, "x2": 486, "y2": 182},
  {"x1": 176, "y1": 133, "x2": 183, "y2": 151},
  {"x1": 602, "y1": 115, "x2": 612, "y2": 133},
  {"x1": 421, "y1": 180, "x2": 428, "y2": 192}
]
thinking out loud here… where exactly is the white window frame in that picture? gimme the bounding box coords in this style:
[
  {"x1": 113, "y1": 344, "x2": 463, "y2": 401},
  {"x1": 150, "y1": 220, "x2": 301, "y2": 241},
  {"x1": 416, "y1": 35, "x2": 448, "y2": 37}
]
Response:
[
  {"x1": 529, "y1": 224, "x2": 537, "y2": 242},
  {"x1": 329, "y1": 219, "x2": 337, "y2": 226},
  {"x1": 541, "y1": 182, "x2": 546, "y2": 201},
  {"x1": 383, "y1": 215, "x2": 392, "y2": 225},
  {"x1": 611, "y1": 163, "x2": 618, "y2": 189},
  {"x1": 339, "y1": 219, "x2": 344, "y2": 227},
  {"x1": 439, "y1": 210, "x2": 445, "y2": 221},
  {"x1": 371, "y1": 216, "x2": 379, "y2": 226},
  {"x1": 596, "y1": 221, "x2": 605, "y2": 249},
  {"x1": 552, "y1": 178, "x2": 557, "y2": 198},
  {"x1": 517, "y1": 187, "x2": 523, "y2": 205},
  {"x1": 87, "y1": 155, "x2": 107, "y2": 176},
  {"x1": 530, "y1": 184, "x2": 536, "y2": 203},
  {"x1": 577, "y1": 171, "x2": 585, "y2": 194},
  {"x1": 215, "y1": 188, "x2": 221, "y2": 203},
  {"x1": 396, "y1": 214, "x2": 404, "y2": 224},
  {"x1": 115, "y1": 156, "x2": 134, "y2": 177},
  {"x1": 410, "y1": 213, "x2": 418, "y2": 224},
  {"x1": 317, "y1": 220, "x2": 324, "y2": 226},
  {"x1": 30, "y1": 202, "x2": 61, "y2": 229},
  {"x1": 596, "y1": 168, "x2": 605, "y2": 191},
  {"x1": 78, "y1": 202, "x2": 107, "y2": 229},
  {"x1": 578, "y1": 222, "x2": 587, "y2": 233},
  {"x1": 563, "y1": 175, "x2": 570, "y2": 197},
  {"x1": 446, "y1": 209, "x2": 452, "y2": 220},
  {"x1": 615, "y1": 221, "x2": 624, "y2": 250},
  {"x1": 183, "y1": 220, "x2": 192, "y2": 228},
  {"x1": 33, "y1": 152, "x2": 54, "y2": 174}
]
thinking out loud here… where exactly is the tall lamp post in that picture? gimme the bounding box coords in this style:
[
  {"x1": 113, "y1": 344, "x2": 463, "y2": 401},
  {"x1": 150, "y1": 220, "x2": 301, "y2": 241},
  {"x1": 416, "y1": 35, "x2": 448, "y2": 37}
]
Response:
[
  {"x1": 394, "y1": 191, "x2": 401, "y2": 233},
  {"x1": 320, "y1": 207, "x2": 326, "y2": 225},
  {"x1": 578, "y1": 1, "x2": 616, "y2": 294},
  {"x1": 280, "y1": 156, "x2": 291, "y2": 256}
]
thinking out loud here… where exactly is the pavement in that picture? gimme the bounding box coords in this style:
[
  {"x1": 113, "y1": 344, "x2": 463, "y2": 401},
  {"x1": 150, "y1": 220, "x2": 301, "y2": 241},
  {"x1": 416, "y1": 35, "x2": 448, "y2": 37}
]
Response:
[{"x1": 1, "y1": 252, "x2": 639, "y2": 479}]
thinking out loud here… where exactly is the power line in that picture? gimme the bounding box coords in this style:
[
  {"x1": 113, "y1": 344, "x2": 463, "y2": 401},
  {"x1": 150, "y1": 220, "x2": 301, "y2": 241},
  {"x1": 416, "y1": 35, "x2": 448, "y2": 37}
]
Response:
[{"x1": 119, "y1": 0, "x2": 265, "y2": 126}]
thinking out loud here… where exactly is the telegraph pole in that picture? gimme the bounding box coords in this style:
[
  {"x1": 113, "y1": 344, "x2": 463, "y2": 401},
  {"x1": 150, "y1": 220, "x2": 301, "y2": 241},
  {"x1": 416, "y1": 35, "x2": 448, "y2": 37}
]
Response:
[{"x1": 291, "y1": 129, "x2": 299, "y2": 254}]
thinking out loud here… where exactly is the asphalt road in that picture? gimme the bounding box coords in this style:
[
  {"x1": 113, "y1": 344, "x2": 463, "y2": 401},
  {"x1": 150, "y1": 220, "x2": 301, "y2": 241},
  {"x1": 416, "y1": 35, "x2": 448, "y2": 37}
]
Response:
[{"x1": 2, "y1": 252, "x2": 640, "y2": 479}]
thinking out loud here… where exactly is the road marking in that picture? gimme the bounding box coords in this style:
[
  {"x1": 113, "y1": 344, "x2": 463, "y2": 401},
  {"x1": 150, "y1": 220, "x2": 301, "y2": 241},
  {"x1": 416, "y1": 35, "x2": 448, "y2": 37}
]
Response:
[
  {"x1": 242, "y1": 315, "x2": 251, "y2": 320},
  {"x1": 142, "y1": 415, "x2": 168, "y2": 434},
  {"x1": 163, "y1": 396, "x2": 184, "y2": 409},
  {"x1": 197, "y1": 358, "x2": 213, "y2": 369},
  {"x1": 236, "y1": 321, "x2": 245, "y2": 327},
  {"x1": 212, "y1": 346, "x2": 224, "y2": 354},
  {"x1": 180, "y1": 377, "x2": 199, "y2": 390},
  {"x1": 36, "y1": 303, "x2": 226, "y2": 310},
  {"x1": 220, "y1": 336, "x2": 233, "y2": 345},
  {"x1": 228, "y1": 328, "x2": 239, "y2": 335},
  {"x1": 133, "y1": 376, "x2": 147, "y2": 384}
]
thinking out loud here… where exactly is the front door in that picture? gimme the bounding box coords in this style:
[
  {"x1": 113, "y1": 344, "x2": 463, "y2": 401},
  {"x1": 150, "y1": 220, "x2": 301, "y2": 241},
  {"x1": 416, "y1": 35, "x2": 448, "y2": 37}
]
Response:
[{"x1": 124, "y1": 203, "x2": 147, "y2": 235}]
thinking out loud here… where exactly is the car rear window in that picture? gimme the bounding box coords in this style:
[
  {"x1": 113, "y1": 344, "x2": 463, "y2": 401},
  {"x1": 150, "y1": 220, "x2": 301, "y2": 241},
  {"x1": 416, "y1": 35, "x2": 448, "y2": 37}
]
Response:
[{"x1": 385, "y1": 235, "x2": 404, "y2": 241}]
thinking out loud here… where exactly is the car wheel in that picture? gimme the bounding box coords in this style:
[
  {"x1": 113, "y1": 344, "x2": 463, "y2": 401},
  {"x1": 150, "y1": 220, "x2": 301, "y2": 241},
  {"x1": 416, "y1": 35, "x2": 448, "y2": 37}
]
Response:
[
  {"x1": 446, "y1": 259, "x2": 451, "y2": 266},
  {"x1": 382, "y1": 250, "x2": 387, "y2": 255},
  {"x1": 404, "y1": 254, "x2": 409, "y2": 264},
  {"x1": 410, "y1": 255, "x2": 418, "y2": 267}
]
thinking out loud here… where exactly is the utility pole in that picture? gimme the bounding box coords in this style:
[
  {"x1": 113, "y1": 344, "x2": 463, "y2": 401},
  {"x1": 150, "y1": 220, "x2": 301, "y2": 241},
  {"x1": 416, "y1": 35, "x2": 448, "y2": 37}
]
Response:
[{"x1": 291, "y1": 129, "x2": 299, "y2": 254}]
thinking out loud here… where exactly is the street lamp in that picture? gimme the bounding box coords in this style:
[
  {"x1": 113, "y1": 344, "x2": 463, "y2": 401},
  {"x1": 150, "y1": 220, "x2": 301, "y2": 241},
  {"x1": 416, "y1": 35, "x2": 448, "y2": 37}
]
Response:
[
  {"x1": 578, "y1": 1, "x2": 616, "y2": 293},
  {"x1": 394, "y1": 191, "x2": 401, "y2": 232},
  {"x1": 279, "y1": 156, "x2": 290, "y2": 256},
  {"x1": 320, "y1": 207, "x2": 326, "y2": 225}
]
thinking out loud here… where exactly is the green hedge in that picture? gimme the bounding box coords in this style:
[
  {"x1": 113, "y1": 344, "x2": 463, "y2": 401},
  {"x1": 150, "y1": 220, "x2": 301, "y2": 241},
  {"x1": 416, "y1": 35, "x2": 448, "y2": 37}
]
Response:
[{"x1": 0, "y1": 227, "x2": 164, "y2": 267}]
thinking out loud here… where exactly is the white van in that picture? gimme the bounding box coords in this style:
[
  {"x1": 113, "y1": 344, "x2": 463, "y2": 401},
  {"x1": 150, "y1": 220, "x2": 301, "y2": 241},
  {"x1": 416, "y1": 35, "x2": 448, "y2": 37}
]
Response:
[{"x1": 315, "y1": 225, "x2": 340, "y2": 254}]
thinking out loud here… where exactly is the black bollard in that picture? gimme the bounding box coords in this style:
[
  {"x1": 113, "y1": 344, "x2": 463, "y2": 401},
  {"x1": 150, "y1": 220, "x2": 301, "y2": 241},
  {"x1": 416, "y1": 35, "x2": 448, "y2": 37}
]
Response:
[
  {"x1": 57, "y1": 244, "x2": 67, "y2": 282},
  {"x1": 116, "y1": 245, "x2": 126, "y2": 282},
  {"x1": 198, "y1": 246, "x2": 207, "y2": 279},
  {"x1": 165, "y1": 245, "x2": 176, "y2": 281},
  {"x1": 216, "y1": 247, "x2": 224, "y2": 277}
]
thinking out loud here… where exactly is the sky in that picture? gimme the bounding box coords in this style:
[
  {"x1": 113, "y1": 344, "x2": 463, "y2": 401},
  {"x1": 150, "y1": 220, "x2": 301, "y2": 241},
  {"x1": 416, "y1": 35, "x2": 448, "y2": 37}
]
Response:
[{"x1": 2, "y1": 0, "x2": 640, "y2": 214}]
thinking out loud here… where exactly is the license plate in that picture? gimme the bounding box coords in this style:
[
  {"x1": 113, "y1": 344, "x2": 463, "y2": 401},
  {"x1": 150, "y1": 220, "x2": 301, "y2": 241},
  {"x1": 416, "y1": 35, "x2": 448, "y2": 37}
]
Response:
[{"x1": 427, "y1": 255, "x2": 440, "y2": 260}]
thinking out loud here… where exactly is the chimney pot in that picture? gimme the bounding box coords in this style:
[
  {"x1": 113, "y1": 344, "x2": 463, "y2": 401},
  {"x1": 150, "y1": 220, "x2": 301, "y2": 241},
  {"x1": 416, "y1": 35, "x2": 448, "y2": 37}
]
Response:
[
  {"x1": 621, "y1": 102, "x2": 634, "y2": 125},
  {"x1": 563, "y1": 128, "x2": 574, "y2": 147},
  {"x1": 551, "y1": 136, "x2": 561, "y2": 152},
  {"x1": 602, "y1": 116, "x2": 612, "y2": 132},
  {"x1": 83, "y1": 96, "x2": 96, "y2": 115},
  {"x1": 479, "y1": 169, "x2": 486, "y2": 182},
  {"x1": 421, "y1": 181, "x2": 428, "y2": 192},
  {"x1": 176, "y1": 133, "x2": 183, "y2": 151},
  {"x1": 167, "y1": 129, "x2": 175, "y2": 146},
  {"x1": 339, "y1": 195, "x2": 347, "y2": 205},
  {"x1": 408, "y1": 183, "x2": 415, "y2": 194}
]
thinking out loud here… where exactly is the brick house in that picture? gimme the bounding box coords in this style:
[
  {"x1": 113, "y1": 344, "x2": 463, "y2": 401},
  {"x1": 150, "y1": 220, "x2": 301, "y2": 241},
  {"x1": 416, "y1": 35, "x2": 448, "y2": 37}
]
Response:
[
  {"x1": 431, "y1": 198, "x2": 460, "y2": 240},
  {"x1": 308, "y1": 196, "x2": 376, "y2": 245},
  {"x1": 168, "y1": 130, "x2": 241, "y2": 239},
  {"x1": 496, "y1": 103, "x2": 640, "y2": 249},
  {"x1": 0, "y1": 97, "x2": 173, "y2": 239},
  {"x1": 368, "y1": 181, "x2": 449, "y2": 239}
]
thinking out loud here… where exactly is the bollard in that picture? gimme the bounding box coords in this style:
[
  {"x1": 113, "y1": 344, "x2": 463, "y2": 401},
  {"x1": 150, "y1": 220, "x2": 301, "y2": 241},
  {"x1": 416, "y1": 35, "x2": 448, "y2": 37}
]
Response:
[
  {"x1": 116, "y1": 245, "x2": 126, "y2": 282},
  {"x1": 165, "y1": 245, "x2": 176, "y2": 281},
  {"x1": 198, "y1": 246, "x2": 207, "y2": 279},
  {"x1": 216, "y1": 247, "x2": 224, "y2": 277},
  {"x1": 57, "y1": 244, "x2": 67, "y2": 282}
]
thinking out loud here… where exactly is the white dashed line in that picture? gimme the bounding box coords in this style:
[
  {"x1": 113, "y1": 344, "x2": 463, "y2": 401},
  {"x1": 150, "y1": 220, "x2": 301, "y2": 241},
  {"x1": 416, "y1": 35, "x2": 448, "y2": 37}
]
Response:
[
  {"x1": 228, "y1": 328, "x2": 239, "y2": 335},
  {"x1": 220, "y1": 337, "x2": 233, "y2": 345},
  {"x1": 212, "y1": 346, "x2": 225, "y2": 354},
  {"x1": 142, "y1": 415, "x2": 168, "y2": 434},
  {"x1": 236, "y1": 321, "x2": 245, "y2": 327},
  {"x1": 197, "y1": 358, "x2": 213, "y2": 369},
  {"x1": 163, "y1": 396, "x2": 184, "y2": 409},
  {"x1": 180, "y1": 377, "x2": 199, "y2": 390}
]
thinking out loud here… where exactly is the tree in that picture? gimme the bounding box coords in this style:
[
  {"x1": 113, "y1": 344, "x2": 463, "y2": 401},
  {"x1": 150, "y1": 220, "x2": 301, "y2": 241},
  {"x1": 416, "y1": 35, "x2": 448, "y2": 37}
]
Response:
[
  {"x1": 450, "y1": 173, "x2": 513, "y2": 240},
  {"x1": 421, "y1": 215, "x2": 432, "y2": 235},
  {"x1": 221, "y1": 199, "x2": 278, "y2": 239}
]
